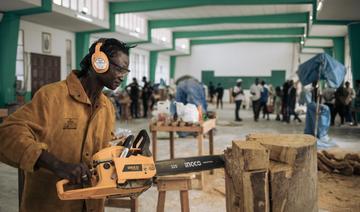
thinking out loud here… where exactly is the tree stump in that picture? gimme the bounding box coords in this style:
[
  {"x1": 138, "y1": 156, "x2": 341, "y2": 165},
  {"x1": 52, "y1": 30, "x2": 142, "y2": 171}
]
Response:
[{"x1": 225, "y1": 134, "x2": 317, "y2": 212}]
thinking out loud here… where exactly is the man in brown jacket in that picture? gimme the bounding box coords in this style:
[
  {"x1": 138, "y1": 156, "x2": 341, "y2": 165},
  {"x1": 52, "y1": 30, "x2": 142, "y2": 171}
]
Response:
[{"x1": 0, "y1": 38, "x2": 132, "y2": 211}]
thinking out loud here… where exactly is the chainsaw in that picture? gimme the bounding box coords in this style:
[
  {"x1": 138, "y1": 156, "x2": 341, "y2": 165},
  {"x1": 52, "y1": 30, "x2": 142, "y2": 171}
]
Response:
[{"x1": 56, "y1": 129, "x2": 224, "y2": 200}]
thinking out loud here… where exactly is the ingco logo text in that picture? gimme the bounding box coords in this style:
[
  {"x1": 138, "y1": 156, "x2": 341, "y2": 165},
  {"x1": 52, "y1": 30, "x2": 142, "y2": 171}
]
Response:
[{"x1": 184, "y1": 161, "x2": 202, "y2": 168}]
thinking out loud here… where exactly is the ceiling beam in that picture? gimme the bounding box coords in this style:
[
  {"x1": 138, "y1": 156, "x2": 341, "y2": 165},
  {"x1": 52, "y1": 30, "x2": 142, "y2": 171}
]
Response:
[
  {"x1": 191, "y1": 37, "x2": 301, "y2": 45},
  {"x1": 149, "y1": 12, "x2": 309, "y2": 28},
  {"x1": 110, "y1": 0, "x2": 313, "y2": 13},
  {"x1": 174, "y1": 27, "x2": 305, "y2": 38}
]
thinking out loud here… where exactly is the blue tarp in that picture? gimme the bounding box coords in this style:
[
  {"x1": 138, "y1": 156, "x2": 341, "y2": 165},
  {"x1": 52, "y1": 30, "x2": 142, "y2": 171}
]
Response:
[
  {"x1": 175, "y1": 78, "x2": 207, "y2": 112},
  {"x1": 298, "y1": 53, "x2": 346, "y2": 89},
  {"x1": 304, "y1": 102, "x2": 337, "y2": 149}
]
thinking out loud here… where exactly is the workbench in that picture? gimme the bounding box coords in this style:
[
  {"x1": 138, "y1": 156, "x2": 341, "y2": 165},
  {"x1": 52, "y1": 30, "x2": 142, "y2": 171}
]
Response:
[{"x1": 149, "y1": 119, "x2": 216, "y2": 188}]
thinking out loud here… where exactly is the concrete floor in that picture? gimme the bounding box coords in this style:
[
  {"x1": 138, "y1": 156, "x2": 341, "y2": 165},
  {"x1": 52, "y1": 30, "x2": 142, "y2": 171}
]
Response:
[{"x1": 0, "y1": 102, "x2": 359, "y2": 212}]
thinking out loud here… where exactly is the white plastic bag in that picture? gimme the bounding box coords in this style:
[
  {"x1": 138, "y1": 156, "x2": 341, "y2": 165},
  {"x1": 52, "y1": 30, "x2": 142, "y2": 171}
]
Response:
[{"x1": 175, "y1": 102, "x2": 199, "y2": 123}]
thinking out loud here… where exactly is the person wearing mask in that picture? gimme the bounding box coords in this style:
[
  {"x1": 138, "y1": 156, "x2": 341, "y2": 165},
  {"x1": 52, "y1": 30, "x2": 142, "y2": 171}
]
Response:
[
  {"x1": 250, "y1": 78, "x2": 261, "y2": 121},
  {"x1": 126, "y1": 77, "x2": 140, "y2": 118},
  {"x1": 216, "y1": 83, "x2": 224, "y2": 109},
  {"x1": 233, "y1": 79, "x2": 244, "y2": 121},
  {"x1": 0, "y1": 38, "x2": 132, "y2": 211}
]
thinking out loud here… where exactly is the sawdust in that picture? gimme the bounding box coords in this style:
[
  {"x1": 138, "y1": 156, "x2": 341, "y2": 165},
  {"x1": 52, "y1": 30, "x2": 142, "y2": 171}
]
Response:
[{"x1": 318, "y1": 171, "x2": 360, "y2": 212}]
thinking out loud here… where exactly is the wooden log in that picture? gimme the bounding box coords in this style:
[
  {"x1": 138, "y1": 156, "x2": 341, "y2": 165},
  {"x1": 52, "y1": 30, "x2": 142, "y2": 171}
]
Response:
[
  {"x1": 232, "y1": 140, "x2": 270, "y2": 171},
  {"x1": 225, "y1": 145, "x2": 269, "y2": 212},
  {"x1": 247, "y1": 134, "x2": 317, "y2": 212}
]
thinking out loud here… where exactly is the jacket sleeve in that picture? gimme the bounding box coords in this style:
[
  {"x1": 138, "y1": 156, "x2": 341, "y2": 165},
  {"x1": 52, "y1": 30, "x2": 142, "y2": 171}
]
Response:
[{"x1": 0, "y1": 89, "x2": 50, "y2": 172}]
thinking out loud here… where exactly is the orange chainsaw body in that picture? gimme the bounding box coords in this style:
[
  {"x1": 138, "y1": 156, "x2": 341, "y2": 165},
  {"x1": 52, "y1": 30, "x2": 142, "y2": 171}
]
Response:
[{"x1": 57, "y1": 145, "x2": 156, "y2": 200}]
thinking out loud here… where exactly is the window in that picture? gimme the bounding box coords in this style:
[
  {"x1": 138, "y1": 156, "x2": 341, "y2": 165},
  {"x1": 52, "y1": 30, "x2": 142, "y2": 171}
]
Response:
[
  {"x1": 127, "y1": 51, "x2": 149, "y2": 85},
  {"x1": 66, "y1": 39, "x2": 72, "y2": 75},
  {"x1": 16, "y1": 30, "x2": 25, "y2": 90},
  {"x1": 116, "y1": 13, "x2": 147, "y2": 35},
  {"x1": 53, "y1": 0, "x2": 105, "y2": 20},
  {"x1": 155, "y1": 55, "x2": 170, "y2": 85}
]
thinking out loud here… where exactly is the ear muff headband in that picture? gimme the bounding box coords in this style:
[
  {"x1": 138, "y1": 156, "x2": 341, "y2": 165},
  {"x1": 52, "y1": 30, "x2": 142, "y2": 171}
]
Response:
[{"x1": 91, "y1": 42, "x2": 109, "y2": 74}]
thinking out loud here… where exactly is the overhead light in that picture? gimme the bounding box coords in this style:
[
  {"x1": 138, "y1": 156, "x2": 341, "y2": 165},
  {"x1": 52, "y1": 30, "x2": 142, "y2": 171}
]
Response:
[
  {"x1": 135, "y1": 27, "x2": 141, "y2": 33},
  {"x1": 76, "y1": 14, "x2": 93, "y2": 22},
  {"x1": 181, "y1": 44, "x2": 186, "y2": 49},
  {"x1": 310, "y1": 15, "x2": 313, "y2": 21},
  {"x1": 161, "y1": 37, "x2": 167, "y2": 42},
  {"x1": 81, "y1": 7, "x2": 89, "y2": 15},
  {"x1": 303, "y1": 34, "x2": 307, "y2": 38},
  {"x1": 300, "y1": 40, "x2": 304, "y2": 45},
  {"x1": 317, "y1": 0, "x2": 324, "y2": 11}
]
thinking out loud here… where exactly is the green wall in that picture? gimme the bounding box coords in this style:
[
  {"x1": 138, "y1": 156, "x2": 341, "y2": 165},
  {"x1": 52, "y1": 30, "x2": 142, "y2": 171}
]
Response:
[
  {"x1": 349, "y1": 23, "x2": 360, "y2": 84},
  {"x1": 0, "y1": 13, "x2": 20, "y2": 106},
  {"x1": 201, "y1": 70, "x2": 286, "y2": 89},
  {"x1": 333, "y1": 37, "x2": 345, "y2": 64},
  {"x1": 0, "y1": 1, "x2": 52, "y2": 107}
]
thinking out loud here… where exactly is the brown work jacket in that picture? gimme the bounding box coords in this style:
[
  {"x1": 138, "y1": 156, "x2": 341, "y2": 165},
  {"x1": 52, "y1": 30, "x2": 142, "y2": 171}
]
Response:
[{"x1": 0, "y1": 71, "x2": 115, "y2": 212}]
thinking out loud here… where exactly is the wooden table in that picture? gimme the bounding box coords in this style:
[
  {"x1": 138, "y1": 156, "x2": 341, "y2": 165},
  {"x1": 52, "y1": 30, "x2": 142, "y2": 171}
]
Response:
[
  {"x1": 149, "y1": 119, "x2": 216, "y2": 188},
  {"x1": 0, "y1": 108, "x2": 8, "y2": 118}
]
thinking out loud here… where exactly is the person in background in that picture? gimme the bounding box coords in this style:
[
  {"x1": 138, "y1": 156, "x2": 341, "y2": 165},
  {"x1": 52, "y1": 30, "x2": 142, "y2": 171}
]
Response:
[
  {"x1": 233, "y1": 79, "x2": 244, "y2": 121},
  {"x1": 216, "y1": 83, "x2": 224, "y2": 109},
  {"x1": 141, "y1": 76, "x2": 152, "y2": 118},
  {"x1": 287, "y1": 80, "x2": 302, "y2": 123},
  {"x1": 260, "y1": 80, "x2": 270, "y2": 120},
  {"x1": 250, "y1": 78, "x2": 261, "y2": 122},
  {"x1": 344, "y1": 81, "x2": 355, "y2": 123},
  {"x1": 274, "y1": 86, "x2": 282, "y2": 121},
  {"x1": 322, "y1": 86, "x2": 336, "y2": 126},
  {"x1": 0, "y1": 38, "x2": 132, "y2": 211},
  {"x1": 351, "y1": 80, "x2": 360, "y2": 126},
  {"x1": 208, "y1": 81, "x2": 216, "y2": 104},
  {"x1": 126, "y1": 77, "x2": 140, "y2": 118},
  {"x1": 282, "y1": 81, "x2": 290, "y2": 122},
  {"x1": 333, "y1": 83, "x2": 348, "y2": 126}
]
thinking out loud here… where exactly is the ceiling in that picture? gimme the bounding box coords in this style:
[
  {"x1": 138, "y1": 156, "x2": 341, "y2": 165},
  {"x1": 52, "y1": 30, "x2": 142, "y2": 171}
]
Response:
[
  {"x1": 111, "y1": 0, "x2": 353, "y2": 55},
  {"x1": 0, "y1": 0, "x2": 41, "y2": 12},
  {"x1": 3, "y1": 0, "x2": 358, "y2": 55},
  {"x1": 137, "y1": 5, "x2": 312, "y2": 20},
  {"x1": 317, "y1": 0, "x2": 360, "y2": 21}
]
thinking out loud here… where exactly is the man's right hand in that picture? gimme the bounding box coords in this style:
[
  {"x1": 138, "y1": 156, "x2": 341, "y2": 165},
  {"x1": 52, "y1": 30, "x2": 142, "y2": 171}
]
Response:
[{"x1": 35, "y1": 151, "x2": 91, "y2": 185}]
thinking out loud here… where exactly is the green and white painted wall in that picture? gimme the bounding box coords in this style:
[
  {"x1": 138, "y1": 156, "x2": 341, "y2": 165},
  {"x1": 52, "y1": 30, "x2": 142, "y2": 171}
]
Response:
[{"x1": 175, "y1": 42, "x2": 297, "y2": 83}]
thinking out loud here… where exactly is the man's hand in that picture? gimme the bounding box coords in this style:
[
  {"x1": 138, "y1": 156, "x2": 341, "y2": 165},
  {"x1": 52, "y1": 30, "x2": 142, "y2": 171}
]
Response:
[{"x1": 36, "y1": 151, "x2": 91, "y2": 184}]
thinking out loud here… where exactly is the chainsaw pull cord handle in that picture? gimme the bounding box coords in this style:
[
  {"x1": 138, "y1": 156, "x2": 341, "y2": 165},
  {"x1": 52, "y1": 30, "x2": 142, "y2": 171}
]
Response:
[
  {"x1": 120, "y1": 135, "x2": 134, "y2": 158},
  {"x1": 132, "y1": 129, "x2": 152, "y2": 157}
]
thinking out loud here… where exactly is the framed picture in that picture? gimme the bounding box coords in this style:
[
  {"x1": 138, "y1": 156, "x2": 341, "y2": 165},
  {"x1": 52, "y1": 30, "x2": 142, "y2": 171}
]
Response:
[{"x1": 42, "y1": 32, "x2": 51, "y2": 53}]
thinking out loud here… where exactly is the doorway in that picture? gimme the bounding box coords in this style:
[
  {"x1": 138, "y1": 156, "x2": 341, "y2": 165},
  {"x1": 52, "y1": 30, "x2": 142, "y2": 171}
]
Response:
[{"x1": 31, "y1": 53, "x2": 61, "y2": 97}]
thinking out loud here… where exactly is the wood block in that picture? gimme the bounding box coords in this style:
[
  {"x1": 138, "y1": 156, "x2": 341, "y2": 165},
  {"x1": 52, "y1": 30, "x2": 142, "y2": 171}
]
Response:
[
  {"x1": 246, "y1": 134, "x2": 315, "y2": 165},
  {"x1": 242, "y1": 170, "x2": 269, "y2": 212},
  {"x1": 232, "y1": 140, "x2": 270, "y2": 171}
]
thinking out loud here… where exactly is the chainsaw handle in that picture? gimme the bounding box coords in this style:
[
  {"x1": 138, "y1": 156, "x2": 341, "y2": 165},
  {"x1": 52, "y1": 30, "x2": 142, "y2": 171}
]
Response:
[
  {"x1": 56, "y1": 179, "x2": 70, "y2": 199},
  {"x1": 133, "y1": 129, "x2": 152, "y2": 157}
]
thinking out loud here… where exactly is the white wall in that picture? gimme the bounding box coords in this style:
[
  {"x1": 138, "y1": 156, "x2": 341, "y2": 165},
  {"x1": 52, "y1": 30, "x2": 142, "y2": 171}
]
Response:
[
  {"x1": 20, "y1": 20, "x2": 75, "y2": 83},
  {"x1": 175, "y1": 42, "x2": 297, "y2": 81}
]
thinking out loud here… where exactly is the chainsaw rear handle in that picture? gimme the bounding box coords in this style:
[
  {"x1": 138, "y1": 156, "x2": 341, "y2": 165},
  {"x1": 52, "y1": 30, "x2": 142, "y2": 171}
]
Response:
[{"x1": 56, "y1": 179, "x2": 70, "y2": 200}]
